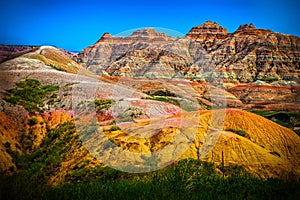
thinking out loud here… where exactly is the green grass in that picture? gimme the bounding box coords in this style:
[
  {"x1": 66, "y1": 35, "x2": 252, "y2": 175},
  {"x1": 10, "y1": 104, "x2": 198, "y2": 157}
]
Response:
[{"x1": 0, "y1": 159, "x2": 299, "y2": 200}]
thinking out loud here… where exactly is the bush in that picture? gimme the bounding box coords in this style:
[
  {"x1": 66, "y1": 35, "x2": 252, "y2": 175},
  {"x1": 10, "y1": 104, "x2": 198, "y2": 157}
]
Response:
[
  {"x1": 150, "y1": 90, "x2": 176, "y2": 97},
  {"x1": 225, "y1": 128, "x2": 247, "y2": 137},
  {"x1": 94, "y1": 99, "x2": 113, "y2": 111},
  {"x1": 236, "y1": 129, "x2": 247, "y2": 137},
  {"x1": 28, "y1": 117, "x2": 38, "y2": 126},
  {"x1": 109, "y1": 126, "x2": 121, "y2": 131},
  {"x1": 4, "y1": 142, "x2": 11, "y2": 149},
  {"x1": 271, "y1": 151, "x2": 281, "y2": 157},
  {"x1": 48, "y1": 64, "x2": 65, "y2": 72},
  {"x1": 4, "y1": 78, "x2": 60, "y2": 112}
]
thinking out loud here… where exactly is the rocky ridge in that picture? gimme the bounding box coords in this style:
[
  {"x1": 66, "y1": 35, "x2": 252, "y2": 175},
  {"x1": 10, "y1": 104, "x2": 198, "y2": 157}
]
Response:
[
  {"x1": 78, "y1": 21, "x2": 299, "y2": 84},
  {"x1": 186, "y1": 21, "x2": 299, "y2": 83}
]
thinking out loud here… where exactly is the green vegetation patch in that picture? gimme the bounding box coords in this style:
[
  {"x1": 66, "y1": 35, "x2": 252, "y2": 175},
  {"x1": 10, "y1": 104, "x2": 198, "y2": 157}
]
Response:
[
  {"x1": 252, "y1": 110, "x2": 300, "y2": 136},
  {"x1": 1, "y1": 158, "x2": 299, "y2": 200},
  {"x1": 146, "y1": 89, "x2": 176, "y2": 97},
  {"x1": 94, "y1": 99, "x2": 114, "y2": 111},
  {"x1": 48, "y1": 63, "x2": 65, "y2": 72},
  {"x1": 258, "y1": 77, "x2": 279, "y2": 82},
  {"x1": 27, "y1": 117, "x2": 38, "y2": 126},
  {"x1": 3, "y1": 78, "x2": 60, "y2": 112},
  {"x1": 225, "y1": 128, "x2": 248, "y2": 137},
  {"x1": 109, "y1": 125, "x2": 121, "y2": 131}
]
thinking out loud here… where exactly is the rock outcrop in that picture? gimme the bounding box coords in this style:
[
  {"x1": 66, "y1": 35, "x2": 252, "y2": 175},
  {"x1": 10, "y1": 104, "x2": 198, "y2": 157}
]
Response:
[
  {"x1": 233, "y1": 23, "x2": 272, "y2": 37},
  {"x1": 78, "y1": 21, "x2": 300, "y2": 84},
  {"x1": 0, "y1": 45, "x2": 39, "y2": 63},
  {"x1": 78, "y1": 28, "x2": 177, "y2": 75},
  {"x1": 186, "y1": 21, "x2": 300, "y2": 83},
  {"x1": 185, "y1": 20, "x2": 229, "y2": 50}
]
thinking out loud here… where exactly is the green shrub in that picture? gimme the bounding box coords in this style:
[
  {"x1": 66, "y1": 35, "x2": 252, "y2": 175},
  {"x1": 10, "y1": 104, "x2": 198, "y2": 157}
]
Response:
[
  {"x1": 28, "y1": 117, "x2": 38, "y2": 126},
  {"x1": 150, "y1": 90, "x2": 176, "y2": 97},
  {"x1": 48, "y1": 64, "x2": 65, "y2": 71},
  {"x1": 225, "y1": 128, "x2": 247, "y2": 137},
  {"x1": 94, "y1": 99, "x2": 113, "y2": 111},
  {"x1": 108, "y1": 120, "x2": 116, "y2": 125},
  {"x1": 271, "y1": 151, "x2": 281, "y2": 157},
  {"x1": 259, "y1": 77, "x2": 279, "y2": 82},
  {"x1": 236, "y1": 129, "x2": 247, "y2": 137},
  {"x1": 109, "y1": 126, "x2": 121, "y2": 131},
  {"x1": 4, "y1": 78, "x2": 60, "y2": 112}
]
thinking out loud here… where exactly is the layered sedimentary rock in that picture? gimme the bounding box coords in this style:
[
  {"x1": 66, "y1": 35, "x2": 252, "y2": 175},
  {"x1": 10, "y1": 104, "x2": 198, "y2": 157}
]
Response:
[
  {"x1": 78, "y1": 21, "x2": 299, "y2": 84},
  {"x1": 0, "y1": 45, "x2": 39, "y2": 63},
  {"x1": 185, "y1": 20, "x2": 229, "y2": 51},
  {"x1": 78, "y1": 28, "x2": 180, "y2": 75},
  {"x1": 186, "y1": 21, "x2": 300, "y2": 83}
]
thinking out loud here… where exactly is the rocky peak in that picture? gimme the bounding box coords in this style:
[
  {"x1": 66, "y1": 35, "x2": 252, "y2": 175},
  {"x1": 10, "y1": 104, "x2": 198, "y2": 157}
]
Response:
[
  {"x1": 130, "y1": 28, "x2": 156, "y2": 36},
  {"x1": 95, "y1": 32, "x2": 113, "y2": 43},
  {"x1": 129, "y1": 28, "x2": 173, "y2": 40},
  {"x1": 187, "y1": 20, "x2": 228, "y2": 36},
  {"x1": 233, "y1": 23, "x2": 272, "y2": 36},
  {"x1": 185, "y1": 20, "x2": 229, "y2": 50}
]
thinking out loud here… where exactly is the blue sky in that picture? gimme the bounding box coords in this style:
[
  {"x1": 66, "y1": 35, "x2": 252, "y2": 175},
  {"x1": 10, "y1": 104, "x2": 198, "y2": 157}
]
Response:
[{"x1": 0, "y1": 0, "x2": 299, "y2": 51}]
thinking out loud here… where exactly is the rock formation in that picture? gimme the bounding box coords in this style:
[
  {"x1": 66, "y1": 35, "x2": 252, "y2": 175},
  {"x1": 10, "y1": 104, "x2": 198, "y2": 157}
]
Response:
[
  {"x1": 186, "y1": 21, "x2": 300, "y2": 83},
  {"x1": 185, "y1": 20, "x2": 229, "y2": 50},
  {"x1": 78, "y1": 21, "x2": 299, "y2": 84}
]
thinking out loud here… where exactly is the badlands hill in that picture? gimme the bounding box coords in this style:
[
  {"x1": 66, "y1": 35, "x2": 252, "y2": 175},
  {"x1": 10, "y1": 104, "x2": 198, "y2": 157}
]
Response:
[
  {"x1": 79, "y1": 21, "x2": 300, "y2": 84},
  {"x1": 0, "y1": 21, "x2": 299, "y2": 186},
  {"x1": 76, "y1": 21, "x2": 300, "y2": 111}
]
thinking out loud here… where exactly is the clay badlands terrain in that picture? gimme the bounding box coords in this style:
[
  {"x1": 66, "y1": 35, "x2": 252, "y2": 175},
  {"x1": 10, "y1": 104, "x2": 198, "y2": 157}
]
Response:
[{"x1": 0, "y1": 21, "x2": 299, "y2": 199}]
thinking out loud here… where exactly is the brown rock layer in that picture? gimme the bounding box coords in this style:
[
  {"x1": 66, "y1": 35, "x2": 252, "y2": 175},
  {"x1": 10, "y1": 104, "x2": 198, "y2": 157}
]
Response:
[{"x1": 185, "y1": 20, "x2": 229, "y2": 50}]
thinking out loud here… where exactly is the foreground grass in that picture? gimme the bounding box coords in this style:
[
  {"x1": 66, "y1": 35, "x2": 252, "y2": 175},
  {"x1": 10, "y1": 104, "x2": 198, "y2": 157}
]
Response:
[{"x1": 1, "y1": 159, "x2": 299, "y2": 200}]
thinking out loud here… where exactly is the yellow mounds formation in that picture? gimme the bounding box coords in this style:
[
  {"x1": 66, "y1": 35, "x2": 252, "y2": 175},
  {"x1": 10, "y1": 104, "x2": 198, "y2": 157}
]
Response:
[
  {"x1": 0, "y1": 108, "x2": 299, "y2": 181},
  {"x1": 180, "y1": 109, "x2": 300, "y2": 179},
  {"x1": 101, "y1": 109, "x2": 300, "y2": 178},
  {"x1": 0, "y1": 111, "x2": 20, "y2": 173}
]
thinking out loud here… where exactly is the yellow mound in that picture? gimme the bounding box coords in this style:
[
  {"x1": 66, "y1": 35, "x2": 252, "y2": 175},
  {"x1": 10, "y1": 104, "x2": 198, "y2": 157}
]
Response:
[
  {"x1": 0, "y1": 111, "x2": 20, "y2": 173},
  {"x1": 1, "y1": 108, "x2": 299, "y2": 181},
  {"x1": 182, "y1": 109, "x2": 300, "y2": 179}
]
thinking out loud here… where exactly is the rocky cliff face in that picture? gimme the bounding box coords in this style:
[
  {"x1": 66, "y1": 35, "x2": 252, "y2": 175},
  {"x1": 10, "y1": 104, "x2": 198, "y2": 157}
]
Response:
[
  {"x1": 186, "y1": 21, "x2": 300, "y2": 83},
  {"x1": 78, "y1": 28, "x2": 178, "y2": 75},
  {"x1": 185, "y1": 20, "x2": 229, "y2": 51},
  {"x1": 79, "y1": 28, "x2": 219, "y2": 79},
  {"x1": 78, "y1": 21, "x2": 299, "y2": 84}
]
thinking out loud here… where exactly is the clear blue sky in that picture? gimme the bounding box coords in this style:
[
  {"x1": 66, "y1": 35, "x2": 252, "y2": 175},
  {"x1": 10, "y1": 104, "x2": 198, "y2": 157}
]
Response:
[{"x1": 0, "y1": 0, "x2": 299, "y2": 51}]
